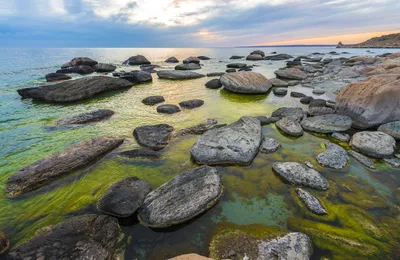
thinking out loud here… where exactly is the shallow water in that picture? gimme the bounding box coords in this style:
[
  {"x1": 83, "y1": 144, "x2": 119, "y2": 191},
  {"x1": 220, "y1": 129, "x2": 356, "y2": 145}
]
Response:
[{"x1": 0, "y1": 47, "x2": 399, "y2": 259}]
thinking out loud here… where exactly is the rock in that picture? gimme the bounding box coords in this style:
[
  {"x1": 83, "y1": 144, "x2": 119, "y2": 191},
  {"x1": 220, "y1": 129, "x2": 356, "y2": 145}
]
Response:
[
  {"x1": 273, "y1": 88, "x2": 288, "y2": 96},
  {"x1": 0, "y1": 232, "x2": 9, "y2": 257},
  {"x1": 173, "y1": 119, "x2": 220, "y2": 138},
  {"x1": 377, "y1": 121, "x2": 400, "y2": 140},
  {"x1": 265, "y1": 54, "x2": 294, "y2": 60},
  {"x1": 17, "y1": 76, "x2": 133, "y2": 103},
  {"x1": 142, "y1": 95, "x2": 165, "y2": 105},
  {"x1": 309, "y1": 99, "x2": 326, "y2": 107},
  {"x1": 97, "y1": 177, "x2": 151, "y2": 218},
  {"x1": 205, "y1": 78, "x2": 222, "y2": 89},
  {"x1": 305, "y1": 161, "x2": 314, "y2": 169},
  {"x1": 250, "y1": 50, "x2": 265, "y2": 57},
  {"x1": 257, "y1": 232, "x2": 312, "y2": 260},
  {"x1": 157, "y1": 70, "x2": 205, "y2": 80},
  {"x1": 276, "y1": 118, "x2": 304, "y2": 137},
  {"x1": 238, "y1": 66, "x2": 252, "y2": 72},
  {"x1": 157, "y1": 104, "x2": 181, "y2": 114},
  {"x1": 336, "y1": 75, "x2": 400, "y2": 128},
  {"x1": 165, "y1": 57, "x2": 179, "y2": 63},
  {"x1": 140, "y1": 64, "x2": 159, "y2": 73},
  {"x1": 308, "y1": 107, "x2": 336, "y2": 116},
  {"x1": 133, "y1": 124, "x2": 174, "y2": 150},
  {"x1": 275, "y1": 68, "x2": 308, "y2": 80},
  {"x1": 316, "y1": 142, "x2": 348, "y2": 169},
  {"x1": 206, "y1": 72, "x2": 225, "y2": 77},
  {"x1": 57, "y1": 65, "x2": 95, "y2": 75},
  {"x1": 120, "y1": 70, "x2": 152, "y2": 83},
  {"x1": 197, "y1": 56, "x2": 211, "y2": 60},
  {"x1": 93, "y1": 63, "x2": 117, "y2": 72},
  {"x1": 300, "y1": 96, "x2": 314, "y2": 104},
  {"x1": 123, "y1": 55, "x2": 151, "y2": 65},
  {"x1": 272, "y1": 162, "x2": 329, "y2": 190},
  {"x1": 246, "y1": 54, "x2": 263, "y2": 60},
  {"x1": 290, "y1": 91, "x2": 306, "y2": 98},
  {"x1": 7, "y1": 215, "x2": 119, "y2": 260},
  {"x1": 271, "y1": 107, "x2": 304, "y2": 122},
  {"x1": 45, "y1": 72, "x2": 72, "y2": 82},
  {"x1": 384, "y1": 157, "x2": 400, "y2": 167},
  {"x1": 138, "y1": 166, "x2": 223, "y2": 227},
  {"x1": 229, "y1": 55, "x2": 245, "y2": 59},
  {"x1": 227, "y1": 63, "x2": 247, "y2": 68},
  {"x1": 226, "y1": 68, "x2": 236, "y2": 73},
  {"x1": 175, "y1": 63, "x2": 201, "y2": 70},
  {"x1": 350, "y1": 131, "x2": 396, "y2": 158},
  {"x1": 179, "y1": 99, "x2": 204, "y2": 109},
  {"x1": 302, "y1": 65, "x2": 318, "y2": 73},
  {"x1": 190, "y1": 117, "x2": 262, "y2": 165},
  {"x1": 5, "y1": 136, "x2": 123, "y2": 197},
  {"x1": 332, "y1": 132, "x2": 350, "y2": 142},
  {"x1": 286, "y1": 60, "x2": 302, "y2": 67},
  {"x1": 56, "y1": 109, "x2": 114, "y2": 125},
  {"x1": 119, "y1": 149, "x2": 161, "y2": 159},
  {"x1": 62, "y1": 57, "x2": 98, "y2": 67},
  {"x1": 269, "y1": 78, "x2": 289, "y2": 87},
  {"x1": 183, "y1": 56, "x2": 200, "y2": 64},
  {"x1": 348, "y1": 150, "x2": 376, "y2": 169},
  {"x1": 312, "y1": 88, "x2": 325, "y2": 95},
  {"x1": 260, "y1": 137, "x2": 281, "y2": 153},
  {"x1": 301, "y1": 114, "x2": 352, "y2": 133},
  {"x1": 220, "y1": 72, "x2": 272, "y2": 94},
  {"x1": 254, "y1": 116, "x2": 273, "y2": 125},
  {"x1": 295, "y1": 188, "x2": 327, "y2": 215},
  {"x1": 168, "y1": 254, "x2": 212, "y2": 260}
]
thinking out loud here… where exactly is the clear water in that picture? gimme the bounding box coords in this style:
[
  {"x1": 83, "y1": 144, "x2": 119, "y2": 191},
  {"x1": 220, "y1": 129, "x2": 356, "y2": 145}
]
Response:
[{"x1": 0, "y1": 47, "x2": 399, "y2": 259}]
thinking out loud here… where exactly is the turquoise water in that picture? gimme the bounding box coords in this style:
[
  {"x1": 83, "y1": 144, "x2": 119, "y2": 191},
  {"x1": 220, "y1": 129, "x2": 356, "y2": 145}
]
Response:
[{"x1": 0, "y1": 47, "x2": 399, "y2": 259}]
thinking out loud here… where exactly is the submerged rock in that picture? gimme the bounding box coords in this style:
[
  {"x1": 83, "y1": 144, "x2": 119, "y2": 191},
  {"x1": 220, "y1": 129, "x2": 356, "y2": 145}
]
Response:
[
  {"x1": 175, "y1": 63, "x2": 201, "y2": 70},
  {"x1": 348, "y1": 150, "x2": 376, "y2": 169},
  {"x1": 377, "y1": 121, "x2": 400, "y2": 140},
  {"x1": 165, "y1": 57, "x2": 179, "y2": 63},
  {"x1": 272, "y1": 162, "x2": 329, "y2": 190},
  {"x1": 119, "y1": 148, "x2": 161, "y2": 159},
  {"x1": 17, "y1": 76, "x2": 133, "y2": 103},
  {"x1": 138, "y1": 166, "x2": 223, "y2": 227},
  {"x1": 332, "y1": 132, "x2": 350, "y2": 142},
  {"x1": 254, "y1": 116, "x2": 273, "y2": 125},
  {"x1": 350, "y1": 131, "x2": 396, "y2": 158},
  {"x1": 301, "y1": 114, "x2": 352, "y2": 133},
  {"x1": 97, "y1": 177, "x2": 151, "y2": 218},
  {"x1": 93, "y1": 63, "x2": 117, "y2": 72},
  {"x1": 220, "y1": 72, "x2": 272, "y2": 94},
  {"x1": 308, "y1": 106, "x2": 336, "y2": 116},
  {"x1": 45, "y1": 72, "x2": 71, "y2": 82},
  {"x1": 157, "y1": 70, "x2": 205, "y2": 80},
  {"x1": 271, "y1": 107, "x2": 304, "y2": 122},
  {"x1": 205, "y1": 78, "x2": 222, "y2": 89},
  {"x1": 173, "y1": 119, "x2": 220, "y2": 138},
  {"x1": 190, "y1": 117, "x2": 262, "y2": 165},
  {"x1": 157, "y1": 104, "x2": 181, "y2": 114},
  {"x1": 259, "y1": 137, "x2": 281, "y2": 153},
  {"x1": 316, "y1": 142, "x2": 348, "y2": 169},
  {"x1": 123, "y1": 55, "x2": 151, "y2": 65},
  {"x1": 142, "y1": 95, "x2": 165, "y2": 105},
  {"x1": 276, "y1": 117, "x2": 304, "y2": 137},
  {"x1": 275, "y1": 68, "x2": 308, "y2": 80},
  {"x1": 7, "y1": 215, "x2": 119, "y2": 260},
  {"x1": 5, "y1": 136, "x2": 124, "y2": 197},
  {"x1": 133, "y1": 124, "x2": 174, "y2": 150},
  {"x1": 296, "y1": 188, "x2": 328, "y2": 215},
  {"x1": 179, "y1": 99, "x2": 204, "y2": 109},
  {"x1": 120, "y1": 70, "x2": 152, "y2": 83},
  {"x1": 56, "y1": 109, "x2": 114, "y2": 125}
]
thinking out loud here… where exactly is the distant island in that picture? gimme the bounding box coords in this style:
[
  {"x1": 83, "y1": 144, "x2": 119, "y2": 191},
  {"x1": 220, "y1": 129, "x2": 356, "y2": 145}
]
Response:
[{"x1": 337, "y1": 33, "x2": 400, "y2": 48}]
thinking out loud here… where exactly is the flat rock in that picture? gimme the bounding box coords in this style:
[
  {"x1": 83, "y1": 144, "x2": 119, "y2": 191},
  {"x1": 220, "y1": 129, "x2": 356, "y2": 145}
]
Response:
[
  {"x1": 226, "y1": 68, "x2": 236, "y2": 73},
  {"x1": 260, "y1": 137, "x2": 281, "y2": 153},
  {"x1": 308, "y1": 107, "x2": 336, "y2": 116},
  {"x1": 175, "y1": 63, "x2": 201, "y2": 70},
  {"x1": 205, "y1": 78, "x2": 222, "y2": 89},
  {"x1": 57, "y1": 65, "x2": 94, "y2": 75},
  {"x1": 165, "y1": 57, "x2": 179, "y2": 63},
  {"x1": 62, "y1": 57, "x2": 98, "y2": 67},
  {"x1": 300, "y1": 96, "x2": 314, "y2": 104},
  {"x1": 312, "y1": 88, "x2": 325, "y2": 95},
  {"x1": 220, "y1": 72, "x2": 272, "y2": 94},
  {"x1": 45, "y1": 72, "x2": 72, "y2": 82},
  {"x1": 138, "y1": 166, "x2": 223, "y2": 228},
  {"x1": 142, "y1": 95, "x2": 165, "y2": 105},
  {"x1": 227, "y1": 63, "x2": 247, "y2": 68},
  {"x1": 229, "y1": 56, "x2": 245, "y2": 59},
  {"x1": 276, "y1": 117, "x2": 304, "y2": 137},
  {"x1": 119, "y1": 148, "x2": 161, "y2": 159},
  {"x1": 275, "y1": 68, "x2": 308, "y2": 80},
  {"x1": 5, "y1": 136, "x2": 124, "y2": 197},
  {"x1": 157, "y1": 70, "x2": 205, "y2": 80},
  {"x1": 348, "y1": 150, "x2": 376, "y2": 169},
  {"x1": 97, "y1": 177, "x2": 151, "y2": 218},
  {"x1": 183, "y1": 56, "x2": 200, "y2": 64},
  {"x1": 93, "y1": 63, "x2": 117, "y2": 72},
  {"x1": 295, "y1": 188, "x2": 327, "y2": 215},
  {"x1": 290, "y1": 91, "x2": 306, "y2": 98},
  {"x1": 197, "y1": 56, "x2": 211, "y2": 60},
  {"x1": 56, "y1": 109, "x2": 114, "y2": 125},
  {"x1": 120, "y1": 70, "x2": 152, "y2": 83},
  {"x1": 190, "y1": 117, "x2": 262, "y2": 165},
  {"x1": 265, "y1": 54, "x2": 294, "y2": 60},
  {"x1": 7, "y1": 214, "x2": 119, "y2": 260},
  {"x1": 301, "y1": 114, "x2": 352, "y2": 133},
  {"x1": 378, "y1": 121, "x2": 400, "y2": 140},
  {"x1": 173, "y1": 119, "x2": 220, "y2": 138},
  {"x1": 133, "y1": 124, "x2": 174, "y2": 150},
  {"x1": 269, "y1": 78, "x2": 289, "y2": 87},
  {"x1": 157, "y1": 104, "x2": 181, "y2": 114},
  {"x1": 272, "y1": 162, "x2": 329, "y2": 190},
  {"x1": 123, "y1": 55, "x2": 151, "y2": 65},
  {"x1": 246, "y1": 54, "x2": 263, "y2": 60},
  {"x1": 17, "y1": 76, "x2": 133, "y2": 103},
  {"x1": 179, "y1": 99, "x2": 204, "y2": 109},
  {"x1": 273, "y1": 88, "x2": 288, "y2": 96},
  {"x1": 316, "y1": 141, "x2": 348, "y2": 169},
  {"x1": 350, "y1": 131, "x2": 396, "y2": 158},
  {"x1": 332, "y1": 132, "x2": 350, "y2": 142},
  {"x1": 206, "y1": 72, "x2": 225, "y2": 77},
  {"x1": 271, "y1": 107, "x2": 304, "y2": 122},
  {"x1": 309, "y1": 99, "x2": 326, "y2": 107}
]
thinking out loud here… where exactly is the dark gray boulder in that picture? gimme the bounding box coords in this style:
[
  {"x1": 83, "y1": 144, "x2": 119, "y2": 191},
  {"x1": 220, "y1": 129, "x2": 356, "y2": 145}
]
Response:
[
  {"x1": 273, "y1": 88, "x2": 288, "y2": 96},
  {"x1": 179, "y1": 99, "x2": 204, "y2": 109},
  {"x1": 140, "y1": 64, "x2": 159, "y2": 73},
  {"x1": 45, "y1": 73, "x2": 72, "y2": 82},
  {"x1": 250, "y1": 50, "x2": 265, "y2": 57},
  {"x1": 62, "y1": 57, "x2": 98, "y2": 68},
  {"x1": 97, "y1": 177, "x2": 151, "y2": 218},
  {"x1": 378, "y1": 121, "x2": 400, "y2": 140},
  {"x1": 119, "y1": 149, "x2": 161, "y2": 159},
  {"x1": 308, "y1": 107, "x2": 336, "y2": 116},
  {"x1": 272, "y1": 162, "x2": 329, "y2": 190},
  {"x1": 57, "y1": 65, "x2": 95, "y2": 75},
  {"x1": 246, "y1": 54, "x2": 263, "y2": 61},
  {"x1": 157, "y1": 70, "x2": 205, "y2": 80},
  {"x1": 271, "y1": 107, "x2": 304, "y2": 122},
  {"x1": 206, "y1": 72, "x2": 225, "y2": 77},
  {"x1": 120, "y1": 71, "x2": 152, "y2": 83},
  {"x1": 5, "y1": 136, "x2": 124, "y2": 197},
  {"x1": 316, "y1": 141, "x2": 348, "y2": 169},
  {"x1": 226, "y1": 68, "x2": 236, "y2": 73},
  {"x1": 229, "y1": 55, "x2": 245, "y2": 59},
  {"x1": 7, "y1": 214, "x2": 119, "y2": 260},
  {"x1": 276, "y1": 117, "x2": 304, "y2": 137},
  {"x1": 197, "y1": 56, "x2": 211, "y2": 60},
  {"x1": 205, "y1": 78, "x2": 222, "y2": 89},
  {"x1": 301, "y1": 114, "x2": 352, "y2": 133},
  {"x1": 138, "y1": 166, "x2": 223, "y2": 228},
  {"x1": 123, "y1": 55, "x2": 151, "y2": 65},
  {"x1": 133, "y1": 124, "x2": 174, "y2": 150},
  {"x1": 254, "y1": 116, "x2": 273, "y2": 125},
  {"x1": 350, "y1": 131, "x2": 396, "y2": 158},
  {"x1": 175, "y1": 63, "x2": 201, "y2": 70},
  {"x1": 183, "y1": 56, "x2": 200, "y2": 64},
  {"x1": 295, "y1": 188, "x2": 327, "y2": 215},
  {"x1": 265, "y1": 54, "x2": 294, "y2": 60},
  {"x1": 190, "y1": 117, "x2": 262, "y2": 165},
  {"x1": 220, "y1": 72, "x2": 272, "y2": 94},
  {"x1": 259, "y1": 137, "x2": 281, "y2": 153},
  {"x1": 165, "y1": 57, "x2": 179, "y2": 63},
  {"x1": 275, "y1": 68, "x2": 308, "y2": 80},
  {"x1": 93, "y1": 63, "x2": 117, "y2": 72},
  {"x1": 300, "y1": 96, "x2": 314, "y2": 104},
  {"x1": 157, "y1": 104, "x2": 181, "y2": 114},
  {"x1": 142, "y1": 95, "x2": 165, "y2": 105},
  {"x1": 348, "y1": 150, "x2": 376, "y2": 169},
  {"x1": 17, "y1": 76, "x2": 133, "y2": 103},
  {"x1": 227, "y1": 63, "x2": 247, "y2": 68},
  {"x1": 290, "y1": 91, "x2": 307, "y2": 98},
  {"x1": 309, "y1": 99, "x2": 326, "y2": 107},
  {"x1": 56, "y1": 109, "x2": 114, "y2": 125}
]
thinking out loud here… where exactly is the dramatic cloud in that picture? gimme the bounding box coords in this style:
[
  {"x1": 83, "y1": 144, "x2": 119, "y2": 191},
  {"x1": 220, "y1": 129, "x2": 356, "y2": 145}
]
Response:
[{"x1": 0, "y1": 0, "x2": 399, "y2": 47}]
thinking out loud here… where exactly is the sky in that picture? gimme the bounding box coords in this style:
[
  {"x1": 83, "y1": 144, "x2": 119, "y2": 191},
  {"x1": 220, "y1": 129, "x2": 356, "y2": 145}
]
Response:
[{"x1": 0, "y1": 0, "x2": 399, "y2": 47}]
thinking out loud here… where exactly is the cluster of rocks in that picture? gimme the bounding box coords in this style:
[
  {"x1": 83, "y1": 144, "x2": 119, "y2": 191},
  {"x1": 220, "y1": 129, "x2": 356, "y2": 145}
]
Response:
[{"x1": 141, "y1": 94, "x2": 204, "y2": 114}]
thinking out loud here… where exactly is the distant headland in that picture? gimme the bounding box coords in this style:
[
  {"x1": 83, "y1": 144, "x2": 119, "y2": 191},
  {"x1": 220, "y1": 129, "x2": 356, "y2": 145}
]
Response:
[{"x1": 337, "y1": 33, "x2": 400, "y2": 48}]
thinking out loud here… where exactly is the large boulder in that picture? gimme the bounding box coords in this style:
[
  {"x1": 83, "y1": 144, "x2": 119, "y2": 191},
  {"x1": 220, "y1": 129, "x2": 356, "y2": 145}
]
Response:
[
  {"x1": 93, "y1": 63, "x2": 117, "y2": 72},
  {"x1": 165, "y1": 57, "x2": 179, "y2": 63},
  {"x1": 56, "y1": 109, "x2": 114, "y2": 125},
  {"x1": 175, "y1": 63, "x2": 201, "y2": 70},
  {"x1": 272, "y1": 162, "x2": 329, "y2": 190},
  {"x1": 45, "y1": 72, "x2": 71, "y2": 82},
  {"x1": 7, "y1": 215, "x2": 119, "y2": 260},
  {"x1": 274, "y1": 68, "x2": 308, "y2": 80},
  {"x1": 301, "y1": 114, "x2": 352, "y2": 133},
  {"x1": 190, "y1": 117, "x2": 262, "y2": 165},
  {"x1": 17, "y1": 76, "x2": 133, "y2": 103},
  {"x1": 5, "y1": 136, "x2": 124, "y2": 197},
  {"x1": 138, "y1": 166, "x2": 223, "y2": 228},
  {"x1": 97, "y1": 177, "x2": 151, "y2": 218},
  {"x1": 157, "y1": 70, "x2": 205, "y2": 80},
  {"x1": 276, "y1": 117, "x2": 303, "y2": 137},
  {"x1": 220, "y1": 72, "x2": 272, "y2": 94},
  {"x1": 157, "y1": 104, "x2": 181, "y2": 114},
  {"x1": 350, "y1": 131, "x2": 396, "y2": 158},
  {"x1": 123, "y1": 55, "x2": 151, "y2": 65},
  {"x1": 336, "y1": 75, "x2": 400, "y2": 128},
  {"x1": 57, "y1": 65, "x2": 94, "y2": 75},
  {"x1": 62, "y1": 57, "x2": 98, "y2": 67},
  {"x1": 377, "y1": 121, "x2": 400, "y2": 140},
  {"x1": 250, "y1": 50, "x2": 265, "y2": 57},
  {"x1": 246, "y1": 54, "x2": 263, "y2": 61},
  {"x1": 133, "y1": 124, "x2": 174, "y2": 150},
  {"x1": 316, "y1": 141, "x2": 348, "y2": 169},
  {"x1": 120, "y1": 71, "x2": 152, "y2": 83},
  {"x1": 183, "y1": 56, "x2": 200, "y2": 64}
]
